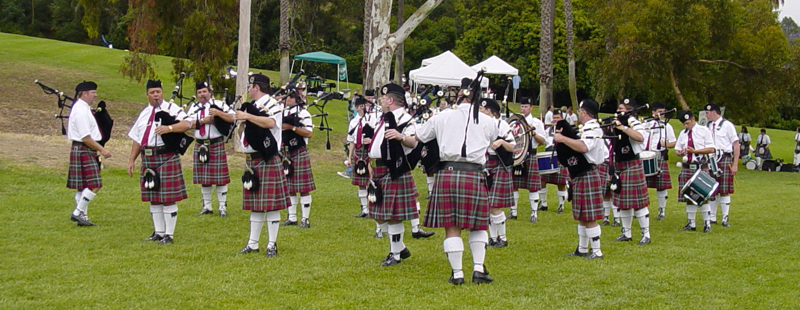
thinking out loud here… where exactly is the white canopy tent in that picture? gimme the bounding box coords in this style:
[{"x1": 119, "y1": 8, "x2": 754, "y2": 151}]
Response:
[
  {"x1": 409, "y1": 51, "x2": 490, "y2": 88},
  {"x1": 470, "y1": 55, "x2": 519, "y2": 76}
]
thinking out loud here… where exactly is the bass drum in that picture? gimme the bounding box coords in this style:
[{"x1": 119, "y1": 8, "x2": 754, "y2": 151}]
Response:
[
  {"x1": 506, "y1": 114, "x2": 530, "y2": 166},
  {"x1": 744, "y1": 158, "x2": 758, "y2": 170}
]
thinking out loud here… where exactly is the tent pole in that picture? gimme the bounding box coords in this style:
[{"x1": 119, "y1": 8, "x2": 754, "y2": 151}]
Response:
[
  {"x1": 337, "y1": 64, "x2": 340, "y2": 92},
  {"x1": 290, "y1": 59, "x2": 295, "y2": 76}
]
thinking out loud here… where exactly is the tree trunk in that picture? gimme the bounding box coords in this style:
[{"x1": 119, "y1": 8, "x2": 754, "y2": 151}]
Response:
[
  {"x1": 538, "y1": 0, "x2": 555, "y2": 118},
  {"x1": 235, "y1": 0, "x2": 252, "y2": 151},
  {"x1": 669, "y1": 67, "x2": 690, "y2": 110},
  {"x1": 279, "y1": 0, "x2": 291, "y2": 85},
  {"x1": 564, "y1": 0, "x2": 578, "y2": 110},
  {"x1": 362, "y1": 0, "x2": 373, "y2": 90},
  {"x1": 393, "y1": 0, "x2": 405, "y2": 86}
]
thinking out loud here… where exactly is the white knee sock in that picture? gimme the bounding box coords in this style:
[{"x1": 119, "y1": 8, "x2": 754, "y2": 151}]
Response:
[
  {"x1": 426, "y1": 176, "x2": 435, "y2": 195},
  {"x1": 490, "y1": 212, "x2": 507, "y2": 241},
  {"x1": 150, "y1": 204, "x2": 165, "y2": 236},
  {"x1": 586, "y1": 226, "x2": 602, "y2": 256},
  {"x1": 538, "y1": 188, "x2": 548, "y2": 207},
  {"x1": 300, "y1": 195, "x2": 312, "y2": 219},
  {"x1": 529, "y1": 192, "x2": 540, "y2": 215},
  {"x1": 656, "y1": 190, "x2": 668, "y2": 210},
  {"x1": 200, "y1": 186, "x2": 213, "y2": 210},
  {"x1": 266, "y1": 211, "x2": 281, "y2": 247},
  {"x1": 620, "y1": 208, "x2": 633, "y2": 238},
  {"x1": 162, "y1": 204, "x2": 178, "y2": 236},
  {"x1": 375, "y1": 221, "x2": 382, "y2": 233},
  {"x1": 469, "y1": 230, "x2": 488, "y2": 273},
  {"x1": 603, "y1": 200, "x2": 612, "y2": 217},
  {"x1": 411, "y1": 201, "x2": 421, "y2": 233},
  {"x1": 248, "y1": 211, "x2": 266, "y2": 249},
  {"x1": 216, "y1": 185, "x2": 228, "y2": 210},
  {"x1": 358, "y1": 189, "x2": 369, "y2": 214},
  {"x1": 720, "y1": 195, "x2": 731, "y2": 218},
  {"x1": 74, "y1": 191, "x2": 82, "y2": 206},
  {"x1": 76, "y1": 188, "x2": 96, "y2": 215},
  {"x1": 288, "y1": 196, "x2": 298, "y2": 221},
  {"x1": 557, "y1": 190, "x2": 567, "y2": 207},
  {"x1": 388, "y1": 223, "x2": 405, "y2": 260},
  {"x1": 577, "y1": 225, "x2": 588, "y2": 253},
  {"x1": 699, "y1": 204, "x2": 711, "y2": 223},
  {"x1": 612, "y1": 204, "x2": 621, "y2": 219},
  {"x1": 635, "y1": 208, "x2": 650, "y2": 238},
  {"x1": 443, "y1": 237, "x2": 464, "y2": 278},
  {"x1": 685, "y1": 204, "x2": 697, "y2": 227},
  {"x1": 511, "y1": 192, "x2": 519, "y2": 216},
  {"x1": 709, "y1": 196, "x2": 719, "y2": 221}
]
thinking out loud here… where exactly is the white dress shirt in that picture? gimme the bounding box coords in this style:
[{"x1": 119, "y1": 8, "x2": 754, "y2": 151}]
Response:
[
  {"x1": 68, "y1": 99, "x2": 101, "y2": 142},
  {"x1": 417, "y1": 103, "x2": 499, "y2": 165},
  {"x1": 184, "y1": 99, "x2": 234, "y2": 140},
  {"x1": 623, "y1": 116, "x2": 647, "y2": 155},
  {"x1": 756, "y1": 134, "x2": 770, "y2": 146},
  {"x1": 240, "y1": 95, "x2": 282, "y2": 153},
  {"x1": 524, "y1": 114, "x2": 547, "y2": 148},
  {"x1": 369, "y1": 107, "x2": 416, "y2": 158},
  {"x1": 128, "y1": 100, "x2": 187, "y2": 147},
  {"x1": 707, "y1": 118, "x2": 739, "y2": 154},
  {"x1": 675, "y1": 124, "x2": 715, "y2": 163},
  {"x1": 579, "y1": 120, "x2": 609, "y2": 165},
  {"x1": 643, "y1": 119, "x2": 676, "y2": 151},
  {"x1": 284, "y1": 105, "x2": 313, "y2": 145}
]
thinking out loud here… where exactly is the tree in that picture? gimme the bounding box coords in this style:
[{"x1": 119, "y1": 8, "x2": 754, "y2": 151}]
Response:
[
  {"x1": 279, "y1": 0, "x2": 291, "y2": 84},
  {"x1": 564, "y1": 0, "x2": 578, "y2": 109},
  {"x1": 539, "y1": 0, "x2": 555, "y2": 117},
  {"x1": 393, "y1": 0, "x2": 405, "y2": 86}
]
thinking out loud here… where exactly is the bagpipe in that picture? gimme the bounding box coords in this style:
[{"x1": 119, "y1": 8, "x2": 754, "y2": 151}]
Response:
[
  {"x1": 238, "y1": 98, "x2": 279, "y2": 161},
  {"x1": 155, "y1": 74, "x2": 195, "y2": 155},
  {"x1": 36, "y1": 80, "x2": 114, "y2": 147},
  {"x1": 598, "y1": 103, "x2": 651, "y2": 129}
]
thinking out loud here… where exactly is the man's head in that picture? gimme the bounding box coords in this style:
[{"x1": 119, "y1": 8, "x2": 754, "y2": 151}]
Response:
[
  {"x1": 578, "y1": 99, "x2": 599, "y2": 123},
  {"x1": 75, "y1": 81, "x2": 97, "y2": 104},
  {"x1": 650, "y1": 102, "x2": 666, "y2": 119},
  {"x1": 380, "y1": 83, "x2": 406, "y2": 112},
  {"x1": 196, "y1": 81, "x2": 211, "y2": 103},
  {"x1": 552, "y1": 109, "x2": 564, "y2": 122},
  {"x1": 146, "y1": 79, "x2": 163, "y2": 105},
  {"x1": 704, "y1": 103, "x2": 721, "y2": 121},
  {"x1": 364, "y1": 89, "x2": 376, "y2": 102},
  {"x1": 248, "y1": 74, "x2": 270, "y2": 100},
  {"x1": 567, "y1": 106, "x2": 573, "y2": 113},
  {"x1": 677, "y1": 110, "x2": 695, "y2": 130},
  {"x1": 617, "y1": 98, "x2": 638, "y2": 114},
  {"x1": 354, "y1": 97, "x2": 366, "y2": 114},
  {"x1": 479, "y1": 98, "x2": 500, "y2": 118},
  {"x1": 761, "y1": 128, "x2": 767, "y2": 134},
  {"x1": 519, "y1": 97, "x2": 533, "y2": 116}
]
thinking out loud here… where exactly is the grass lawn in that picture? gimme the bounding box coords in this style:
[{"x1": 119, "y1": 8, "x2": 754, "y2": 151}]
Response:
[{"x1": 1, "y1": 32, "x2": 800, "y2": 309}]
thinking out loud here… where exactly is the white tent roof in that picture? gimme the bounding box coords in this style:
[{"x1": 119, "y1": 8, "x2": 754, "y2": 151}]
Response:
[
  {"x1": 410, "y1": 51, "x2": 490, "y2": 88},
  {"x1": 471, "y1": 55, "x2": 519, "y2": 76}
]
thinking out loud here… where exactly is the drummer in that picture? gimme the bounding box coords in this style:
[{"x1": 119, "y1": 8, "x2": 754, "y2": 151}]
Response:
[
  {"x1": 510, "y1": 98, "x2": 547, "y2": 223},
  {"x1": 539, "y1": 109, "x2": 569, "y2": 214},
  {"x1": 674, "y1": 110, "x2": 716, "y2": 233},
  {"x1": 643, "y1": 102, "x2": 676, "y2": 220}
]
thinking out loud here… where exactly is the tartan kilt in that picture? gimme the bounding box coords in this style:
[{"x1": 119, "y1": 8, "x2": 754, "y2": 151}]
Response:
[
  {"x1": 285, "y1": 147, "x2": 316, "y2": 193},
  {"x1": 570, "y1": 168, "x2": 604, "y2": 222},
  {"x1": 67, "y1": 143, "x2": 102, "y2": 190},
  {"x1": 369, "y1": 165, "x2": 419, "y2": 221},
  {"x1": 350, "y1": 147, "x2": 370, "y2": 187},
  {"x1": 677, "y1": 166, "x2": 708, "y2": 203},
  {"x1": 712, "y1": 155, "x2": 735, "y2": 196},
  {"x1": 542, "y1": 166, "x2": 568, "y2": 186},
  {"x1": 423, "y1": 169, "x2": 490, "y2": 230},
  {"x1": 486, "y1": 158, "x2": 514, "y2": 209},
  {"x1": 598, "y1": 161, "x2": 612, "y2": 199},
  {"x1": 192, "y1": 140, "x2": 231, "y2": 186},
  {"x1": 242, "y1": 155, "x2": 291, "y2": 211},
  {"x1": 513, "y1": 155, "x2": 542, "y2": 191},
  {"x1": 646, "y1": 160, "x2": 672, "y2": 191},
  {"x1": 739, "y1": 142, "x2": 750, "y2": 158},
  {"x1": 612, "y1": 159, "x2": 650, "y2": 210},
  {"x1": 140, "y1": 152, "x2": 187, "y2": 204}
]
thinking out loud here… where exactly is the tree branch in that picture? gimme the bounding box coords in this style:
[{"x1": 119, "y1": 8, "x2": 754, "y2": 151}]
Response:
[
  {"x1": 391, "y1": 0, "x2": 444, "y2": 46},
  {"x1": 696, "y1": 59, "x2": 761, "y2": 72}
]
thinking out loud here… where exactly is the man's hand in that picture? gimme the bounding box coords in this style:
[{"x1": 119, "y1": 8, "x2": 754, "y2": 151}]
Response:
[
  {"x1": 345, "y1": 159, "x2": 352, "y2": 167},
  {"x1": 731, "y1": 163, "x2": 738, "y2": 175},
  {"x1": 101, "y1": 149, "x2": 112, "y2": 158},
  {"x1": 553, "y1": 133, "x2": 566, "y2": 143},
  {"x1": 154, "y1": 125, "x2": 171, "y2": 135},
  {"x1": 385, "y1": 129, "x2": 403, "y2": 141},
  {"x1": 235, "y1": 110, "x2": 250, "y2": 121},
  {"x1": 201, "y1": 115, "x2": 215, "y2": 125},
  {"x1": 127, "y1": 161, "x2": 135, "y2": 177},
  {"x1": 491, "y1": 140, "x2": 503, "y2": 150},
  {"x1": 362, "y1": 137, "x2": 372, "y2": 145}
]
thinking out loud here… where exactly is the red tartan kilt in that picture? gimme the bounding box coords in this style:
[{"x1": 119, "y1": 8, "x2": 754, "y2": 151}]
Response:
[
  {"x1": 423, "y1": 169, "x2": 490, "y2": 230},
  {"x1": 712, "y1": 155, "x2": 735, "y2": 196},
  {"x1": 67, "y1": 143, "x2": 102, "y2": 190},
  {"x1": 192, "y1": 140, "x2": 231, "y2": 186},
  {"x1": 140, "y1": 152, "x2": 187, "y2": 204},
  {"x1": 486, "y1": 158, "x2": 514, "y2": 209},
  {"x1": 242, "y1": 155, "x2": 291, "y2": 211},
  {"x1": 285, "y1": 147, "x2": 316, "y2": 193},
  {"x1": 598, "y1": 161, "x2": 612, "y2": 199},
  {"x1": 350, "y1": 147, "x2": 370, "y2": 187},
  {"x1": 677, "y1": 166, "x2": 708, "y2": 203},
  {"x1": 645, "y1": 160, "x2": 672, "y2": 190},
  {"x1": 513, "y1": 155, "x2": 542, "y2": 191},
  {"x1": 612, "y1": 159, "x2": 649, "y2": 210},
  {"x1": 368, "y1": 165, "x2": 419, "y2": 221},
  {"x1": 570, "y1": 168, "x2": 604, "y2": 222},
  {"x1": 542, "y1": 166, "x2": 568, "y2": 186}
]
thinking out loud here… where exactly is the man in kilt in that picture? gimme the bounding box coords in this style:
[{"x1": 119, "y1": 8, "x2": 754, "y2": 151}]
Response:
[
  {"x1": 346, "y1": 97, "x2": 374, "y2": 219},
  {"x1": 554, "y1": 99, "x2": 608, "y2": 260},
  {"x1": 479, "y1": 99, "x2": 515, "y2": 248},
  {"x1": 367, "y1": 83, "x2": 420, "y2": 267},
  {"x1": 236, "y1": 74, "x2": 291, "y2": 257},
  {"x1": 600, "y1": 139, "x2": 621, "y2": 227},
  {"x1": 67, "y1": 81, "x2": 112, "y2": 226},
  {"x1": 280, "y1": 92, "x2": 317, "y2": 229},
  {"x1": 610, "y1": 99, "x2": 652, "y2": 245},
  {"x1": 511, "y1": 98, "x2": 546, "y2": 222},
  {"x1": 127, "y1": 79, "x2": 191, "y2": 245},
  {"x1": 539, "y1": 110, "x2": 570, "y2": 214},
  {"x1": 674, "y1": 110, "x2": 716, "y2": 232},
  {"x1": 643, "y1": 102, "x2": 676, "y2": 220},
  {"x1": 703, "y1": 103, "x2": 739, "y2": 227},
  {"x1": 185, "y1": 82, "x2": 234, "y2": 217},
  {"x1": 417, "y1": 88, "x2": 499, "y2": 285}
]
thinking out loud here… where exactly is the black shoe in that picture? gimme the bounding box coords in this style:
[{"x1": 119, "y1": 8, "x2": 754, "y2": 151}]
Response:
[
  {"x1": 281, "y1": 219, "x2": 298, "y2": 226},
  {"x1": 556, "y1": 204, "x2": 564, "y2": 214},
  {"x1": 530, "y1": 215, "x2": 537, "y2": 223},
  {"x1": 540, "y1": 206, "x2": 548, "y2": 211},
  {"x1": 70, "y1": 213, "x2": 95, "y2": 226},
  {"x1": 507, "y1": 214, "x2": 517, "y2": 220},
  {"x1": 611, "y1": 220, "x2": 621, "y2": 227},
  {"x1": 449, "y1": 272, "x2": 464, "y2": 285},
  {"x1": 219, "y1": 210, "x2": 228, "y2": 218},
  {"x1": 615, "y1": 235, "x2": 633, "y2": 241},
  {"x1": 157, "y1": 235, "x2": 173, "y2": 245},
  {"x1": 587, "y1": 252, "x2": 604, "y2": 260},
  {"x1": 638, "y1": 237, "x2": 651, "y2": 245},
  {"x1": 681, "y1": 223, "x2": 696, "y2": 231},
  {"x1": 198, "y1": 209, "x2": 213, "y2": 215},
  {"x1": 710, "y1": 220, "x2": 718, "y2": 225},
  {"x1": 412, "y1": 229, "x2": 435, "y2": 239},
  {"x1": 488, "y1": 238, "x2": 497, "y2": 247},
  {"x1": 565, "y1": 247, "x2": 589, "y2": 257},
  {"x1": 374, "y1": 231, "x2": 383, "y2": 238},
  {"x1": 657, "y1": 213, "x2": 665, "y2": 220},
  {"x1": 400, "y1": 247, "x2": 411, "y2": 259},
  {"x1": 143, "y1": 232, "x2": 163, "y2": 242},
  {"x1": 703, "y1": 224, "x2": 711, "y2": 233},
  {"x1": 299, "y1": 218, "x2": 311, "y2": 228},
  {"x1": 472, "y1": 271, "x2": 493, "y2": 284},
  {"x1": 265, "y1": 244, "x2": 278, "y2": 257},
  {"x1": 238, "y1": 245, "x2": 259, "y2": 254},
  {"x1": 492, "y1": 239, "x2": 508, "y2": 248},
  {"x1": 380, "y1": 253, "x2": 401, "y2": 266},
  {"x1": 601, "y1": 218, "x2": 610, "y2": 226},
  {"x1": 354, "y1": 211, "x2": 368, "y2": 218},
  {"x1": 722, "y1": 216, "x2": 730, "y2": 227}
]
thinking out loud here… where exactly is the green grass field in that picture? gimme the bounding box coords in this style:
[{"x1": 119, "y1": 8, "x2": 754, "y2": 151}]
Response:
[{"x1": 2, "y1": 32, "x2": 800, "y2": 309}]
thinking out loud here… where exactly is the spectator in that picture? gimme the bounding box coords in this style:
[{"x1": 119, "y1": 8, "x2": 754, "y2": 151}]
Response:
[
  {"x1": 755, "y1": 128, "x2": 771, "y2": 167},
  {"x1": 738, "y1": 126, "x2": 751, "y2": 159}
]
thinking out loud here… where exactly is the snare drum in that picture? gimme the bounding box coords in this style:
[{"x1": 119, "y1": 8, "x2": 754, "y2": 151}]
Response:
[
  {"x1": 708, "y1": 155, "x2": 722, "y2": 177},
  {"x1": 744, "y1": 158, "x2": 758, "y2": 170},
  {"x1": 536, "y1": 151, "x2": 559, "y2": 175},
  {"x1": 680, "y1": 170, "x2": 719, "y2": 205},
  {"x1": 640, "y1": 151, "x2": 659, "y2": 177}
]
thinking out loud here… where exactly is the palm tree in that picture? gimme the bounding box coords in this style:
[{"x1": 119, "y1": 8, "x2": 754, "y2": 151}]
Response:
[
  {"x1": 539, "y1": 0, "x2": 555, "y2": 117},
  {"x1": 564, "y1": 0, "x2": 577, "y2": 110},
  {"x1": 279, "y1": 0, "x2": 291, "y2": 84}
]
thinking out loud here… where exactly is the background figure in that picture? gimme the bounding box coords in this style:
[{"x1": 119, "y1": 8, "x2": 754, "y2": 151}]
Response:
[
  {"x1": 738, "y1": 126, "x2": 750, "y2": 159},
  {"x1": 794, "y1": 128, "x2": 800, "y2": 166},
  {"x1": 755, "y1": 128, "x2": 771, "y2": 167}
]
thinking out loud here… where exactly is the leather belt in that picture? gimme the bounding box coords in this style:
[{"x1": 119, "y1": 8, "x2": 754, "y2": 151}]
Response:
[
  {"x1": 438, "y1": 161, "x2": 483, "y2": 172},
  {"x1": 617, "y1": 154, "x2": 640, "y2": 162},
  {"x1": 142, "y1": 146, "x2": 173, "y2": 157},
  {"x1": 197, "y1": 136, "x2": 224, "y2": 145}
]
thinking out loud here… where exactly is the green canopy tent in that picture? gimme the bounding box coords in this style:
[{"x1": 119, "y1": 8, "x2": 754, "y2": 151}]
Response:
[{"x1": 291, "y1": 51, "x2": 350, "y2": 94}]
